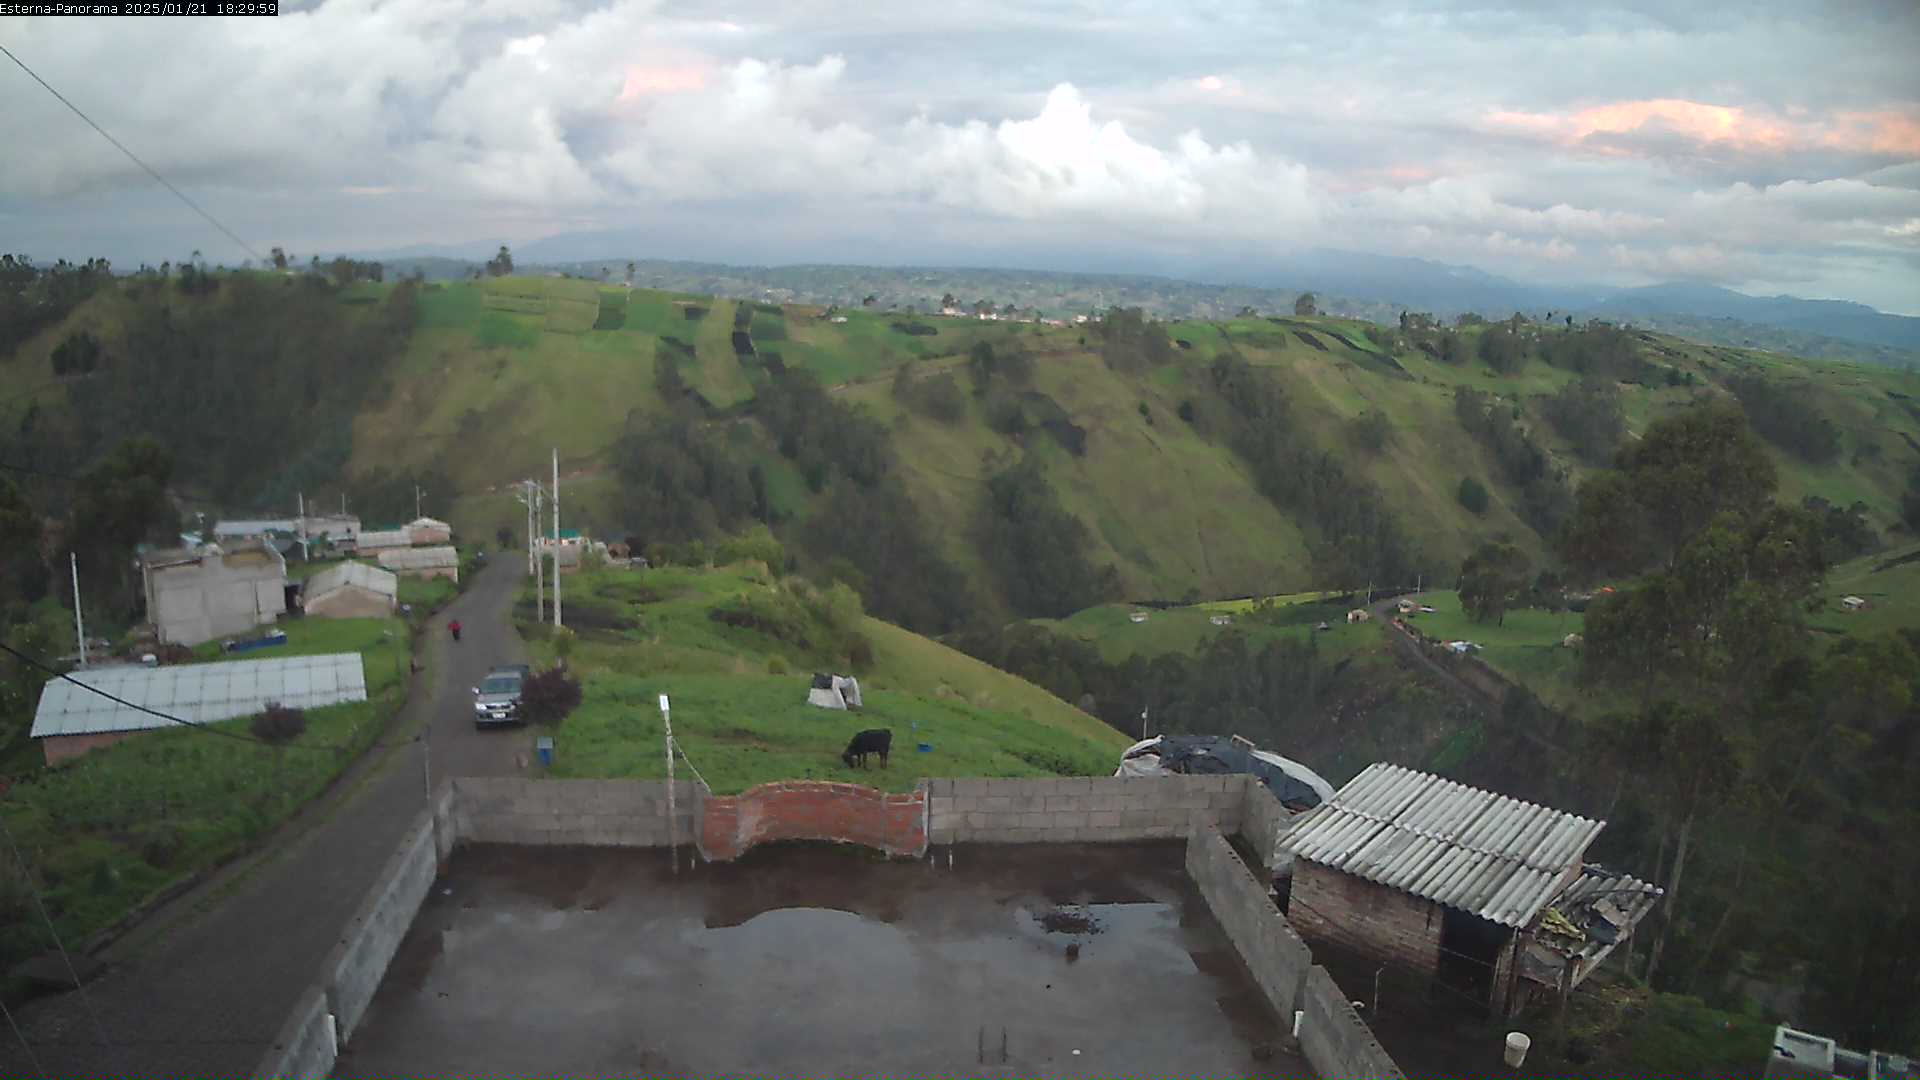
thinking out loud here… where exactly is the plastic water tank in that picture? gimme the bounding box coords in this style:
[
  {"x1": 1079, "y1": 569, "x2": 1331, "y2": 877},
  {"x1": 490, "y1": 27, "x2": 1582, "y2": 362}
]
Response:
[{"x1": 1505, "y1": 1032, "x2": 1531, "y2": 1068}]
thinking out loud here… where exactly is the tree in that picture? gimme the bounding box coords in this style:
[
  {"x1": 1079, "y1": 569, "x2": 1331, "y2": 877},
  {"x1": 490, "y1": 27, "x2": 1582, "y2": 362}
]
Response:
[
  {"x1": 0, "y1": 476, "x2": 45, "y2": 616},
  {"x1": 518, "y1": 667, "x2": 583, "y2": 726},
  {"x1": 940, "y1": 292, "x2": 957, "y2": 310},
  {"x1": 862, "y1": 293, "x2": 877, "y2": 307},
  {"x1": 1457, "y1": 476, "x2": 1490, "y2": 515},
  {"x1": 1293, "y1": 292, "x2": 1317, "y2": 316},
  {"x1": 486, "y1": 245, "x2": 514, "y2": 277},
  {"x1": 979, "y1": 454, "x2": 1114, "y2": 618},
  {"x1": 67, "y1": 436, "x2": 180, "y2": 616},
  {"x1": 1560, "y1": 401, "x2": 1776, "y2": 576},
  {"x1": 1903, "y1": 461, "x2": 1920, "y2": 535},
  {"x1": 270, "y1": 246, "x2": 288, "y2": 271},
  {"x1": 1458, "y1": 541, "x2": 1529, "y2": 624}
]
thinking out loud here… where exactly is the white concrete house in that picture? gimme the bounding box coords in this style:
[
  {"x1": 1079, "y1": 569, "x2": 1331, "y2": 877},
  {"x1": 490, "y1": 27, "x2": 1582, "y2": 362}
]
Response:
[{"x1": 142, "y1": 539, "x2": 289, "y2": 647}]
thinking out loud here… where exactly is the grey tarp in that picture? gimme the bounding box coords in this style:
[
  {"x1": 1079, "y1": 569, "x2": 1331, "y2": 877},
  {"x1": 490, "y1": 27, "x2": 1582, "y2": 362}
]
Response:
[{"x1": 1118, "y1": 735, "x2": 1334, "y2": 811}]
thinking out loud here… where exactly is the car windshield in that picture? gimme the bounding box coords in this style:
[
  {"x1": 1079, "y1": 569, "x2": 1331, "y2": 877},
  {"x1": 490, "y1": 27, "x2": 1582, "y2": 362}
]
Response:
[{"x1": 480, "y1": 677, "x2": 518, "y2": 694}]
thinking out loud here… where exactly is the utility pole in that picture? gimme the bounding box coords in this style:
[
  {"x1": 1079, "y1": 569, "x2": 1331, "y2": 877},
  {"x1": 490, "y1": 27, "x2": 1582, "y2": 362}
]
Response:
[
  {"x1": 70, "y1": 552, "x2": 86, "y2": 668},
  {"x1": 517, "y1": 479, "x2": 544, "y2": 622},
  {"x1": 413, "y1": 484, "x2": 424, "y2": 521},
  {"x1": 297, "y1": 492, "x2": 309, "y2": 562},
  {"x1": 551, "y1": 447, "x2": 562, "y2": 628}
]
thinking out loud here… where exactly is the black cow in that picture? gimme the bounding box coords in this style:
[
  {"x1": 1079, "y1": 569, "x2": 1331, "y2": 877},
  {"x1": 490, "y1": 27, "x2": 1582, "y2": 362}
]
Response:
[{"x1": 841, "y1": 728, "x2": 892, "y2": 769}]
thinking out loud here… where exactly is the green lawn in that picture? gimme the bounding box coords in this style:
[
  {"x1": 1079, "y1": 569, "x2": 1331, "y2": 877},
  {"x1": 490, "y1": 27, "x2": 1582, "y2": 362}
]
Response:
[
  {"x1": 1399, "y1": 589, "x2": 1586, "y2": 708},
  {"x1": 1035, "y1": 597, "x2": 1375, "y2": 665},
  {"x1": 0, "y1": 614, "x2": 413, "y2": 971},
  {"x1": 1809, "y1": 542, "x2": 1920, "y2": 639},
  {"x1": 518, "y1": 564, "x2": 1125, "y2": 792}
]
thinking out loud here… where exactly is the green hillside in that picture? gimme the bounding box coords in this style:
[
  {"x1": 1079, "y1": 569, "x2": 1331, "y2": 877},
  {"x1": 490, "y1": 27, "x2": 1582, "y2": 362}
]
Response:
[
  {"x1": 6, "y1": 271, "x2": 1919, "y2": 628},
  {"x1": 519, "y1": 560, "x2": 1126, "y2": 793}
]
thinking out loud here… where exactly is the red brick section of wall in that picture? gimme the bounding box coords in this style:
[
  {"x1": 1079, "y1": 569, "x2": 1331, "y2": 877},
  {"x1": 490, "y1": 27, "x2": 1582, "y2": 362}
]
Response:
[
  {"x1": 699, "y1": 781, "x2": 926, "y2": 861},
  {"x1": 1288, "y1": 861, "x2": 1444, "y2": 976},
  {"x1": 42, "y1": 730, "x2": 137, "y2": 765}
]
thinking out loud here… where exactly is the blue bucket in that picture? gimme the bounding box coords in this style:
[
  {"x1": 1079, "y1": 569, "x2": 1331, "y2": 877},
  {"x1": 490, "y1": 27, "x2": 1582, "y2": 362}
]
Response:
[
  {"x1": 917, "y1": 742, "x2": 933, "y2": 753},
  {"x1": 536, "y1": 736, "x2": 554, "y2": 767}
]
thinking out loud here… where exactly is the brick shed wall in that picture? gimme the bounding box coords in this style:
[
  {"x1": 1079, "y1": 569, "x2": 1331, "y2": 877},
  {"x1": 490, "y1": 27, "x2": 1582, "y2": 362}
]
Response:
[
  {"x1": 1288, "y1": 860, "x2": 1443, "y2": 978},
  {"x1": 41, "y1": 730, "x2": 138, "y2": 765},
  {"x1": 698, "y1": 781, "x2": 926, "y2": 861}
]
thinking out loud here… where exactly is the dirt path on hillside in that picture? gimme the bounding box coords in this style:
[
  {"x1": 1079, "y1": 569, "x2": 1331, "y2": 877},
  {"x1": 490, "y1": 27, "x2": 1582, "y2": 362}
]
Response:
[{"x1": 0, "y1": 558, "x2": 529, "y2": 1078}]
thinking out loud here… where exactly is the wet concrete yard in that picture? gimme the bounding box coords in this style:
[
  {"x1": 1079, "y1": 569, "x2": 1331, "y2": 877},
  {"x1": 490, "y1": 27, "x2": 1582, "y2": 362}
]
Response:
[{"x1": 333, "y1": 841, "x2": 1309, "y2": 1078}]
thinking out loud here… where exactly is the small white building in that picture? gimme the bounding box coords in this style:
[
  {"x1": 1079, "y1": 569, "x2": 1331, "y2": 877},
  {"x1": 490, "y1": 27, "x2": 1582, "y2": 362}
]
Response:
[
  {"x1": 142, "y1": 539, "x2": 289, "y2": 647},
  {"x1": 1128, "y1": 611, "x2": 1150, "y2": 624},
  {"x1": 405, "y1": 517, "x2": 452, "y2": 545},
  {"x1": 303, "y1": 561, "x2": 398, "y2": 619},
  {"x1": 356, "y1": 528, "x2": 412, "y2": 552},
  {"x1": 378, "y1": 545, "x2": 459, "y2": 581},
  {"x1": 1840, "y1": 595, "x2": 1869, "y2": 612}
]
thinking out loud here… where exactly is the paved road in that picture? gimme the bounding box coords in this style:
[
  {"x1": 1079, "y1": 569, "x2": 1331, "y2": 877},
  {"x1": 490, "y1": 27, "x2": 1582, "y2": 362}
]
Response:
[{"x1": 0, "y1": 557, "x2": 529, "y2": 1078}]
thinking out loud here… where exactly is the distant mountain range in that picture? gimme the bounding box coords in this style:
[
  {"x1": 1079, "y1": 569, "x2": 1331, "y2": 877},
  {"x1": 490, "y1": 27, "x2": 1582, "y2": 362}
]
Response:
[{"x1": 357, "y1": 240, "x2": 1920, "y2": 368}]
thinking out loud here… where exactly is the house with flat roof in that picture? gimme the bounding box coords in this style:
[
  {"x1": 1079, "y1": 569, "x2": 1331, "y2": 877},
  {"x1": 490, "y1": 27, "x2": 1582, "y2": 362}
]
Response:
[
  {"x1": 30, "y1": 652, "x2": 367, "y2": 764},
  {"x1": 1279, "y1": 762, "x2": 1661, "y2": 1015},
  {"x1": 142, "y1": 538, "x2": 290, "y2": 647}
]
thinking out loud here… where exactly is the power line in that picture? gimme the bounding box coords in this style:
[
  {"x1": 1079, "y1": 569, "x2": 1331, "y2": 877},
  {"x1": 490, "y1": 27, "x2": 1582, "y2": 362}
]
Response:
[{"x1": 0, "y1": 42, "x2": 263, "y2": 265}]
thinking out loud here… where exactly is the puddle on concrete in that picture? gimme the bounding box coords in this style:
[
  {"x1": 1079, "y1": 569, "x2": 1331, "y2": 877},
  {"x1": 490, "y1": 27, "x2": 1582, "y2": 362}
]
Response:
[{"x1": 333, "y1": 841, "x2": 1305, "y2": 1079}]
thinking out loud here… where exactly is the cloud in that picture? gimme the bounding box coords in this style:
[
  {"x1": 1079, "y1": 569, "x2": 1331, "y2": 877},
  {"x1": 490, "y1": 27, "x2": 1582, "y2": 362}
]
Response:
[{"x1": 0, "y1": 0, "x2": 1914, "y2": 311}]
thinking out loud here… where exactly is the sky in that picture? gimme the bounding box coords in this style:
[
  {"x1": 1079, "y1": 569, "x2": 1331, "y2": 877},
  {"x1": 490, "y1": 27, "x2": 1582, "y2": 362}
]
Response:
[{"x1": 2, "y1": 0, "x2": 1917, "y2": 312}]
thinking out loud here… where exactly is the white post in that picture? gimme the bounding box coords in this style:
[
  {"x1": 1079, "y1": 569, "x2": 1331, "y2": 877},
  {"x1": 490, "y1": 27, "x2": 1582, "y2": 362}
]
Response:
[
  {"x1": 531, "y1": 481, "x2": 545, "y2": 623},
  {"x1": 552, "y1": 447, "x2": 562, "y2": 629},
  {"x1": 414, "y1": 484, "x2": 423, "y2": 521},
  {"x1": 661, "y1": 694, "x2": 676, "y2": 873},
  {"x1": 297, "y1": 492, "x2": 309, "y2": 562},
  {"x1": 70, "y1": 552, "x2": 86, "y2": 668}
]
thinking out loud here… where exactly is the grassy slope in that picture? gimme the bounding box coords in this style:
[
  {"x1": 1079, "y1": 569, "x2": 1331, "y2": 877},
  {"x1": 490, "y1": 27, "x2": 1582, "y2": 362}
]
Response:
[
  {"x1": 0, "y1": 615, "x2": 411, "y2": 967},
  {"x1": 520, "y1": 564, "x2": 1126, "y2": 793},
  {"x1": 1809, "y1": 541, "x2": 1920, "y2": 639},
  {"x1": 24, "y1": 275, "x2": 1908, "y2": 615}
]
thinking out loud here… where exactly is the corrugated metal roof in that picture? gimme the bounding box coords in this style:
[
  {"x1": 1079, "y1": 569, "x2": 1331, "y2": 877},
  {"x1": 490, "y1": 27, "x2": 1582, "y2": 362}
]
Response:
[
  {"x1": 213, "y1": 518, "x2": 295, "y2": 536},
  {"x1": 31, "y1": 653, "x2": 368, "y2": 739},
  {"x1": 305, "y1": 560, "x2": 397, "y2": 600},
  {"x1": 356, "y1": 529, "x2": 411, "y2": 550},
  {"x1": 1281, "y1": 762, "x2": 1605, "y2": 928},
  {"x1": 377, "y1": 545, "x2": 457, "y2": 570}
]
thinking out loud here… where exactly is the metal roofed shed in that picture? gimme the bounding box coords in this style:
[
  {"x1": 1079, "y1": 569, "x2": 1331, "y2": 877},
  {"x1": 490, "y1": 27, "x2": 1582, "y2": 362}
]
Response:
[
  {"x1": 1278, "y1": 762, "x2": 1638, "y2": 1016},
  {"x1": 1283, "y1": 762, "x2": 1603, "y2": 928},
  {"x1": 377, "y1": 545, "x2": 459, "y2": 581},
  {"x1": 304, "y1": 561, "x2": 398, "y2": 619},
  {"x1": 29, "y1": 653, "x2": 367, "y2": 764}
]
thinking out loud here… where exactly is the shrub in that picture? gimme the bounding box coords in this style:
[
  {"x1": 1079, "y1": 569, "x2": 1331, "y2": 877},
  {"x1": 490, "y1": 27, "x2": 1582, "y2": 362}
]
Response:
[
  {"x1": 766, "y1": 655, "x2": 789, "y2": 675},
  {"x1": 849, "y1": 636, "x2": 875, "y2": 670},
  {"x1": 717, "y1": 524, "x2": 786, "y2": 571},
  {"x1": 519, "y1": 667, "x2": 583, "y2": 727},
  {"x1": 249, "y1": 702, "x2": 306, "y2": 744},
  {"x1": 1458, "y1": 476, "x2": 1491, "y2": 515},
  {"x1": 1138, "y1": 401, "x2": 1154, "y2": 424}
]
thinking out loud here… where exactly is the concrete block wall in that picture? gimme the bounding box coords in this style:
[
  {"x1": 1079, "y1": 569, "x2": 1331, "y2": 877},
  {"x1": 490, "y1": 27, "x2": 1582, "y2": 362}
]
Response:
[
  {"x1": 1298, "y1": 964, "x2": 1406, "y2": 1079},
  {"x1": 452, "y1": 777, "x2": 701, "y2": 847},
  {"x1": 1241, "y1": 782, "x2": 1296, "y2": 870},
  {"x1": 698, "y1": 781, "x2": 926, "y2": 860},
  {"x1": 430, "y1": 781, "x2": 456, "y2": 865},
  {"x1": 324, "y1": 813, "x2": 437, "y2": 1046},
  {"x1": 1289, "y1": 861, "x2": 1443, "y2": 978},
  {"x1": 255, "y1": 985, "x2": 333, "y2": 1080},
  {"x1": 1184, "y1": 831, "x2": 1313, "y2": 1018},
  {"x1": 925, "y1": 774, "x2": 1248, "y2": 844}
]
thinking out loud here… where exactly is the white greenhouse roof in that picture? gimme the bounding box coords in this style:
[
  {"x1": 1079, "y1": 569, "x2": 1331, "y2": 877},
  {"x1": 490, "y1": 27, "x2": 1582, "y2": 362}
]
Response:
[
  {"x1": 306, "y1": 560, "x2": 398, "y2": 600},
  {"x1": 378, "y1": 545, "x2": 457, "y2": 570},
  {"x1": 1281, "y1": 762, "x2": 1604, "y2": 928},
  {"x1": 31, "y1": 653, "x2": 368, "y2": 739}
]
